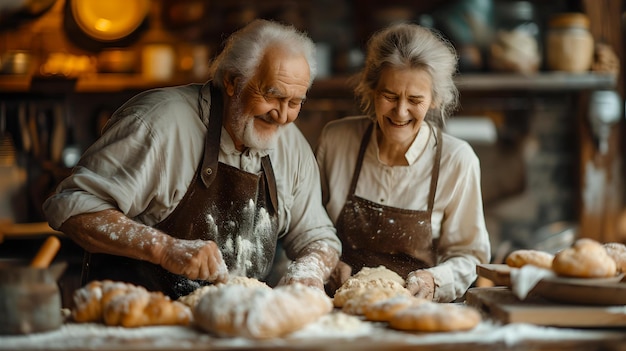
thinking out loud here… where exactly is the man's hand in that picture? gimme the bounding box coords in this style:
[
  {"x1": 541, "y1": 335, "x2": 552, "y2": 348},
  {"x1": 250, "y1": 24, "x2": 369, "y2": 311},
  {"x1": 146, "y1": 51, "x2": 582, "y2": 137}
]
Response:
[
  {"x1": 277, "y1": 241, "x2": 340, "y2": 291},
  {"x1": 406, "y1": 270, "x2": 435, "y2": 300},
  {"x1": 159, "y1": 238, "x2": 229, "y2": 283}
]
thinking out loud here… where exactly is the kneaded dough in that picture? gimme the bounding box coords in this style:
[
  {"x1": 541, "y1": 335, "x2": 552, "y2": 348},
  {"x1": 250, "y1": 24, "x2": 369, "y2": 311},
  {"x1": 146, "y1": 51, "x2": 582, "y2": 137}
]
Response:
[
  {"x1": 351, "y1": 265, "x2": 406, "y2": 286},
  {"x1": 604, "y1": 242, "x2": 626, "y2": 273},
  {"x1": 193, "y1": 283, "x2": 333, "y2": 339},
  {"x1": 177, "y1": 276, "x2": 270, "y2": 308},
  {"x1": 388, "y1": 302, "x2": 482, "y2": 332},
  {"x1": 552, "y1": 238, "x2": 617, "y2": 278},
  {"x1": 363, "y1": 295, "x2": 428, "y2": 322},
  {"x1": 505, "y1": 249, "x2": 554, "y2": 269}
]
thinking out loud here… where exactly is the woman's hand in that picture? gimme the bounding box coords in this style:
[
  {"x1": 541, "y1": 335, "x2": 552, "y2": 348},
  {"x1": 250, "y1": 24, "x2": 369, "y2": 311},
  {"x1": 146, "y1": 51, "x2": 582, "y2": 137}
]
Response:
[
  {"x1": 325, "y1": 260, "x2": 352, "y2": 295},
  {"x1": 159, "y1": 238, "x2": 229, "y2": 283},
  {"x1": 406, "y1": 270, "x2": 435, "y2": 300}
]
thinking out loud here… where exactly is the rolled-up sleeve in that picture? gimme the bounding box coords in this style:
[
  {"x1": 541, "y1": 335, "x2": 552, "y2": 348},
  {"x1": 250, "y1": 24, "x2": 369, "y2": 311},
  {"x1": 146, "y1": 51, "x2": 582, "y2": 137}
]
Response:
[{"x1": 43, "y1": 88, "x2": 204, "y2": 229}]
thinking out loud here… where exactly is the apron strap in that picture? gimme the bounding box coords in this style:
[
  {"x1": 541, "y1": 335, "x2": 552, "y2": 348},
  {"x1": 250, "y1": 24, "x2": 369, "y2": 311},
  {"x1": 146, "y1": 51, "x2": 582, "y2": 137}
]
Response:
[
  {"x1": 261, "y1": 155, "x2": 279, "y2": 212},
  {"x1": 200, "y1": 84, "x2": 224, "y2": 188},
  {"x1": 348, "y1": 122, "x2": 374, "y2": 195},
  {"x1": 427, "y1": 125, "x2": 443, "y2": 212}
]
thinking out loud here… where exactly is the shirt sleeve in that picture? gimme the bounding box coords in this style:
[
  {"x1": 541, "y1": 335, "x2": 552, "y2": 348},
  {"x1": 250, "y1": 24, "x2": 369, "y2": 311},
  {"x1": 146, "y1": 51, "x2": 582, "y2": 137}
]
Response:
[
  {"x1": 424, "y1": 141, "x2": 491, "y2": 302},
  {"x1": 276, "y1": 126, "x2": 342, "y2": 259},
  {"x1": 43, "y1": 90, "x2": 203, "y2": 229}
]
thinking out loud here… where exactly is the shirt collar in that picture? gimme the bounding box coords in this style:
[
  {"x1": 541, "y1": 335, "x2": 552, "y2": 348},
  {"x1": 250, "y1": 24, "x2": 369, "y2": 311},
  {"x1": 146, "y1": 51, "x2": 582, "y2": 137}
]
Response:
[{"x1": 372, "y1": 121, "x2": 431, "y2": 165}]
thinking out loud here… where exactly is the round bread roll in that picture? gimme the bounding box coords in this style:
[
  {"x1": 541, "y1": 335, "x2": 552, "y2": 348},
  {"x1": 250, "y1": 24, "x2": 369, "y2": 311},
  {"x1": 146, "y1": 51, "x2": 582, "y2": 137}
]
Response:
[
  {"x1": 193, "y1": 283, "x2": 333, "y2": 339},
  {"x1": 604, "y1": 242, "x2": 626, "y2": 273},
  {"x1": 552, "y1": 238, "x2": 617, "y2": 278},
  {"x1": 363, "y1": 295, "x2": 428, "y2": 322},
  {"x1": 388, "y1": 302, "x2": 482, "y2": 332},
  {"x1": 341, "y1": 286, "x2": 411, "y2": 315},
  {"x1": 505, "y1": 249, "x2": 554, "y2": 269}
]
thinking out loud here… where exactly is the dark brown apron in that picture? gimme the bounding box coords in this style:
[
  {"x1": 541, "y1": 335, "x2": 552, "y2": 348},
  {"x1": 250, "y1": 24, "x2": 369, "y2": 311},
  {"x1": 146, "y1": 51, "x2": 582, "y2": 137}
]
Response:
[
  {"x1": 82, "y1": 84, "x2": 279, "y2": 299},
  {"x1": 335, "y1": 122, "x2": 442, "y2": 278}
]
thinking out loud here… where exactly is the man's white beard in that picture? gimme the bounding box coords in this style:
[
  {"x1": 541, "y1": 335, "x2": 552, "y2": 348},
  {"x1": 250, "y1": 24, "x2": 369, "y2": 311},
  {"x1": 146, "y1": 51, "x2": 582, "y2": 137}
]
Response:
[{"x1": 230, "y1": 92, "x2": 282, "y2": 150}]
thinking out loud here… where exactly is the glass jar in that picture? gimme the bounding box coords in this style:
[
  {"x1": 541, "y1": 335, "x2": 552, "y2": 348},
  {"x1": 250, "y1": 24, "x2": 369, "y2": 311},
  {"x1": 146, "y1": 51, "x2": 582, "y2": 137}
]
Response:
[{"x1": 546, "y1": 13, "x2": 594, "y2": 73}]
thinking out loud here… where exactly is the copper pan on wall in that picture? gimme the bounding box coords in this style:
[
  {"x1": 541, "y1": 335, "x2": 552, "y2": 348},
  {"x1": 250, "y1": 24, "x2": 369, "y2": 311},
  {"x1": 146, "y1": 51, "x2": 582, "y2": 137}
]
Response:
[{"x1": 64, "y1": 0, "x2": 150, "y2": 51}]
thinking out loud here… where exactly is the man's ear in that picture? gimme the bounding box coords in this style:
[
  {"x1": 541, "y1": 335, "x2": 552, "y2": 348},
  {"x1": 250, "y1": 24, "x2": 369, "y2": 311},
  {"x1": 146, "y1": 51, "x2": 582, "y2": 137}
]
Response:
[{"x1": 223, "y1": 74, "x2": 238, "y2": 97}]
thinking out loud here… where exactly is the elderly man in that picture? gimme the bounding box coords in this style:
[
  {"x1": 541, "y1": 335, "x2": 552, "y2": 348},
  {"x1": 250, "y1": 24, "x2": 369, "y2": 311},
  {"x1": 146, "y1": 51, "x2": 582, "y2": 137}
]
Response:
[{"x1": 43, "y1": 19, "x2": 341, "y2": 299}]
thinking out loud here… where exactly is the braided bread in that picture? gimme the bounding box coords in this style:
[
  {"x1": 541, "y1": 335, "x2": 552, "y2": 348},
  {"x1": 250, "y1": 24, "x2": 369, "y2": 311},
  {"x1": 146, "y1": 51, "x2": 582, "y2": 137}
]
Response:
[{"x1": 72, "y1": 280, "x2": 192, "y2": 327}]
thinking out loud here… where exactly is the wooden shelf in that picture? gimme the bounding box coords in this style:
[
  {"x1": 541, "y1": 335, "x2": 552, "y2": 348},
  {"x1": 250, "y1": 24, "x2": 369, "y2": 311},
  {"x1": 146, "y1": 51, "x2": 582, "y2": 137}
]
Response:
[{"x1": 0, "y1": 72, "x2": 617, "y2": 94}]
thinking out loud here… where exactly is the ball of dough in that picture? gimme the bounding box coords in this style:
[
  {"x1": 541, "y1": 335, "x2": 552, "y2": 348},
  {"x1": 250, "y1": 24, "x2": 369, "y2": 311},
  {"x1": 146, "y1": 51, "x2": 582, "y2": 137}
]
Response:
[
  {"x1": 552, "y1": 238, "x2": 617, "y2": 278},
  {"x1": 193, "y1": 283, "x2": 333, "y2": 339},
  {"x1": 505, "y1": 249, "x2": 554, "y2": 269},
  {"x1": 604, "y1": 242, "x2": 626, "y2": 273},
  {"x1": 351, "y1": 265, "x2": 405, "y2": 286},
  {"x1": 388, "y1": 302, "x2": 482, "y2": 332},
  {"x1": 177, "y1": 276, "x2": 270, "y2": 309}
]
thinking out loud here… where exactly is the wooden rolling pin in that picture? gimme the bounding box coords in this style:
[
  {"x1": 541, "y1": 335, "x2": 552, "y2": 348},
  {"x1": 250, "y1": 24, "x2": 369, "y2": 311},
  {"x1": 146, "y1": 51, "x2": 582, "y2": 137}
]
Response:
[{"x1": 30, "y1": 236, "x2": 61, "y2": 268}]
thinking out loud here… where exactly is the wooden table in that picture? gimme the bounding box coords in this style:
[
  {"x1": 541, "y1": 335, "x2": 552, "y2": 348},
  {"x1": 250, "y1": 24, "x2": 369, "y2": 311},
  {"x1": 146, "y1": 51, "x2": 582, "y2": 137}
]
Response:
[{"x1": 1, "y1": 309, "x2": 625, "y2": 351}]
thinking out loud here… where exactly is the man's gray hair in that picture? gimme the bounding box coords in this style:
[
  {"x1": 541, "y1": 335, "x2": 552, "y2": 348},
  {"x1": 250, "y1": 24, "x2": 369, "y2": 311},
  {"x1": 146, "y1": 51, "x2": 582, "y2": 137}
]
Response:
[
  {"x1": 209, "y1": 19, "x2": 318, "y2": 89},
  {"x1": 354, "y1": 23, "x2": 459, "y2": 126}
]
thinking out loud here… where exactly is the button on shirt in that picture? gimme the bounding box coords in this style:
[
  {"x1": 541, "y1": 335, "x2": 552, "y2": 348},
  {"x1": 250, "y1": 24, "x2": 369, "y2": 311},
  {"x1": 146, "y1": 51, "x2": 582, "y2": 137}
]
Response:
[
  {"x1": 316, "y1": 116, "x2": 491, "y2": 301},
  {"x1": 43, "y1": 83, "x2": 341, "y2": 260}
]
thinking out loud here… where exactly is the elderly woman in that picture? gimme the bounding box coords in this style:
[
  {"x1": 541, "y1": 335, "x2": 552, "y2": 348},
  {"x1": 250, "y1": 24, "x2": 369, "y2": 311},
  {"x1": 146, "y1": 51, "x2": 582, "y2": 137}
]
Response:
[{"x1": 316, "y1": 23, "x2": 490, "y2": 302}]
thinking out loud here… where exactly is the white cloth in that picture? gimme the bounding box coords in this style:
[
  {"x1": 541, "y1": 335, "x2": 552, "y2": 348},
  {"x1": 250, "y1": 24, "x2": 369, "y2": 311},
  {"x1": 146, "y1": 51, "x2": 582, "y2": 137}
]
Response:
[
  {"x1": 316, "y1": 116, "x2": 491, "y2": 302},
  {"x1": 43, "y1": 83, "x2": 341, "y2": 260}
]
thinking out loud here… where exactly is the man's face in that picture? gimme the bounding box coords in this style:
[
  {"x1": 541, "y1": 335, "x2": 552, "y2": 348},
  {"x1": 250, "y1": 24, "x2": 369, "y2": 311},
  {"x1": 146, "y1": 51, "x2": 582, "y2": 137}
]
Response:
[{"x1": 225, "y1": 47, "x2": 311, "y2": 150}]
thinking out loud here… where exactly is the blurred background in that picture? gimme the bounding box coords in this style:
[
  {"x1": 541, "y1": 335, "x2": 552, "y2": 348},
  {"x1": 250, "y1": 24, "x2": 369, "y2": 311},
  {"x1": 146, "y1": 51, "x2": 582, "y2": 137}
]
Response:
[{"x1": 0, "y1": 0, "x2": 625, "y2": 303}]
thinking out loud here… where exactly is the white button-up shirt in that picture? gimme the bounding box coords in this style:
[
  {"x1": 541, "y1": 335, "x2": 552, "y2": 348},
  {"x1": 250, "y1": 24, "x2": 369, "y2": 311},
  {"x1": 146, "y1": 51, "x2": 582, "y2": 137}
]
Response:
[{"x1": 316, "y1": 116, "x2": 490, "y2": 302}]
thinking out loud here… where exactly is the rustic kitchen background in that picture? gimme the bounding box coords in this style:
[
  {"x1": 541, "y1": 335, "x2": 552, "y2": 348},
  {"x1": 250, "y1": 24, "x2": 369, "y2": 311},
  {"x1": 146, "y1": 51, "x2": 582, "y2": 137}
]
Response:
[{"x1": 0, "y1": 0, "x2": 625, "y2": 306}]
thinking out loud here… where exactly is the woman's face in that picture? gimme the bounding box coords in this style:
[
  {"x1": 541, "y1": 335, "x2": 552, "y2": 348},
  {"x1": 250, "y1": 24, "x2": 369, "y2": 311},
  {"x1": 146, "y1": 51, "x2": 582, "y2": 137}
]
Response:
[{"x1": 374, "y1": 66, "x2": 434, "y2": 147}]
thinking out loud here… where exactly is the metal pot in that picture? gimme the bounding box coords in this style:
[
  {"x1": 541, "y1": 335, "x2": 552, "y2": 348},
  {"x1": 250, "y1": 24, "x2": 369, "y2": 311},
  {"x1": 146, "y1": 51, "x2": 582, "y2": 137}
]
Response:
[{"x1": 0, "y1": 261, "x2": 67, "y2": 335}]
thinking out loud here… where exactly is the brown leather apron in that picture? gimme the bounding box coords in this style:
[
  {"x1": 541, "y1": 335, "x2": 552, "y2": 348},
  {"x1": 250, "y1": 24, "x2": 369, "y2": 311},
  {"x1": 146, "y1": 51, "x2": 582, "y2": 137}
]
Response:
[
  {"x1": 82, "y1": 84, "x2": 279, "y2": 299},
  {"x1": 335, "y1": 122, "x2": 442, "y2": 278}
]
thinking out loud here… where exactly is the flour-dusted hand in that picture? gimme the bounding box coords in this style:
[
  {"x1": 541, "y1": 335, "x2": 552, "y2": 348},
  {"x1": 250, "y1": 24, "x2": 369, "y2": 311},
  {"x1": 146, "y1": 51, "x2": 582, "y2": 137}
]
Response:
[
  {"x1": 277, "y1": 241, "x2": 340, "y2": 291},
  {"x1": 406, "y1": 270, "x2": 435, "y2": 300},
  {"x1": 159, "y1": 238, "x2": 229, "y2": 283}
]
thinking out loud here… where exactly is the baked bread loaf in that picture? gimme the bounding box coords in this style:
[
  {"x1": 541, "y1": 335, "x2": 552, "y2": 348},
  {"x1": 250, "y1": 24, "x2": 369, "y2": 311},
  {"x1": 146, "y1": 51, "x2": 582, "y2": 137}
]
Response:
[
  {"x1": 604, "y1": 242, "x2": 626, "y2": 273},
  {"x1": 505, "y1": 249, "x2": 554, "y2": 269},
  {"x1": 72, "y1": 280, "x2": 192, "y2": 327},
  {"x1": 552, "y1": 238, "x2": 617, "y2": 278},
  {"x1": 388, "y1": 302, "x2": 482, "y2": 332},
  {"x1": 363, "y1": 295, "x2": 427, "y2": 322},
  {"x1": 341, "y1": 285, "x2": 411, "y2": 315},
  {"x1": 193, "y1": 283, "x2": 333, "y2": 339}
]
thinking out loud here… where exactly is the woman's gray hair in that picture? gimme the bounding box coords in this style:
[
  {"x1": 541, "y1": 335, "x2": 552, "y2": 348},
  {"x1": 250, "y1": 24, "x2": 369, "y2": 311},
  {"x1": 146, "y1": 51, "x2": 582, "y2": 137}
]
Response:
[
  {"x1": 209, "y1": 19, "x2": 318, "y2": 89},
  {"x1": 354, "y1": 23, "x2": 459, "y2": 126}
]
